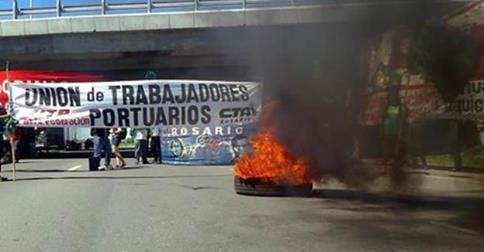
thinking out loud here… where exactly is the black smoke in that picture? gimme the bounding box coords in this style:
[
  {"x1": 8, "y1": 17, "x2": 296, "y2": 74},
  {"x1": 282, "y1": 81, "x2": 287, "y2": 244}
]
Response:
[{"x1": 235, "y1": 0, "x2": 472, "y2": 189}]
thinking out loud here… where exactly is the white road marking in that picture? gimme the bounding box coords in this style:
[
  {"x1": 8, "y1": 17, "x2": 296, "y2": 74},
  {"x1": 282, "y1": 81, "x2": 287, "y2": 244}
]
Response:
[
  {"x1": 68, "y1": 165, "x2": 81, "y2": 171},
  {"x1": 429, "y1": 221, "x2": 480, "y2": 236},
  {"x1": 427, "y1": 175, "x2": 484, "y2": 184}
]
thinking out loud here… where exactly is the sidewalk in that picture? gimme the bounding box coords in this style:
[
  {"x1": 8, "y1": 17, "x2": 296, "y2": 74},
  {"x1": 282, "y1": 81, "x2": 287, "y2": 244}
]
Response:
[
  {"x1": 407, "y1": 167, "x2": 484, "y2": 182},
  {"x1": 361, "y1": 158, "x2": 484, "y2": 177},
  {"x1": 314, "y1": 160, "x2": 484, "y2": 201}
]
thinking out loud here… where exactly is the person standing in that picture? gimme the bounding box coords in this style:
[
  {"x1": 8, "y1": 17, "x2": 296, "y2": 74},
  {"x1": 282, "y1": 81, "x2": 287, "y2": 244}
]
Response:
[
  {"x1": 91, "y1": 128, "x2": 112, "y2": 170},
  {"x1": 150, "y1": 126, "x2": 162, "y2": 164},
  {"x1": 110, "y1": 128, "x2": 126, "y2": 169},
  {"x1": 13, "y1": 127, "x2": 24, "y2": 163},
  {"x1": 2, "y1": 132, "x2": 11, "y2": 163},
  {"x1": 133, "y1": 128, "x2": 149, "y2": 164},
  {"x1": 0, "y1": 106, "x2": 9, "y2": 181},
  {"x1": 382, "y1": 87, "x2": 402, "y2": 163}
]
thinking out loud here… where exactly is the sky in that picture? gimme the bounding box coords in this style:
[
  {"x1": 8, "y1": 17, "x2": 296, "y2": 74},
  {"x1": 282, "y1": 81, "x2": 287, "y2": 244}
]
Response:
[
  {"x1": 0, "y1": 0, "x2": 279, "y2": 18},
  {"x1": 0, "y1": 0, "x2": 160, "y2": 18},
  {"x1": 0, "y1": 1, "x2": 137, "y2": 9}
]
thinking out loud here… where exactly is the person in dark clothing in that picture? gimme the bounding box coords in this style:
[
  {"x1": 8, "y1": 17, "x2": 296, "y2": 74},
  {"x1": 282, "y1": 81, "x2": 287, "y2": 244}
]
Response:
[
  {"x1": 150, "y1": 127, "x2": 161, "y2": 164},
  {"x1": 0, "y1": 106, "x2": 10, "y2": 181},
  {"x1": 13, "y1": 127, "x2": 30, "y2": 162},
  {"x1": 91, "y1": 128, "x2": 112, "y2": 170}
]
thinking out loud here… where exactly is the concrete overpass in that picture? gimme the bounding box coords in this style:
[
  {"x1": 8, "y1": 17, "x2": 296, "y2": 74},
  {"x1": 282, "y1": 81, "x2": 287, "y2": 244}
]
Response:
[{"x1": 0, "y1": 0, "x2": 470, "y2": 79}]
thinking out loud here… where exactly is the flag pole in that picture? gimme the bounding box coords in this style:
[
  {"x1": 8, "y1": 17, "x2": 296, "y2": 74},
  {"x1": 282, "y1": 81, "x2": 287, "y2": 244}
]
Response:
[{"x1": 6, "y1": 61, "x2": 16, "y2": 181}]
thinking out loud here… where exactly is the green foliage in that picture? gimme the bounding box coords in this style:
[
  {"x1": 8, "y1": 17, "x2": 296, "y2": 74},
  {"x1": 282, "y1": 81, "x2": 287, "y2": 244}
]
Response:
[
  {"x1": 5, "y1": 116, "x2": 17, "y2": 135},
  {"x1": 119, "y1": 137, "x2": 135, "y2": 148},
  {"x1": 425, "y1": 149, "x2": 484, "y2": 169},
  {"x1": 144, "y1": 70, "x2": 158, "y2": 80},
  {"x1": 407, "y1": 21, "x2": 482, "y2": 102},
  {"x1": 125, "y1": 137, "x2": 134, "y2": 145}
]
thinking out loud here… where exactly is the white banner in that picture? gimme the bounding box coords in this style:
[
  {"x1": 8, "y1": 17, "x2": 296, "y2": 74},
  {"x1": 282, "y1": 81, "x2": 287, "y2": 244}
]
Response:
[
  {"x1": 427, "y1": 79, "x2": 484, "y2": 119},
  {"x1": 11, "y1": 80, "x2": 262, "y2": 128}
]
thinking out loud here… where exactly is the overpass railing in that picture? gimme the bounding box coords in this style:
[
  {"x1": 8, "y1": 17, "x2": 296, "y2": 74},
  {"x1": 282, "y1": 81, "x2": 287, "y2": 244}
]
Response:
[{"x1": 0, "y1": 0, "x2": 327, "y2": 20}]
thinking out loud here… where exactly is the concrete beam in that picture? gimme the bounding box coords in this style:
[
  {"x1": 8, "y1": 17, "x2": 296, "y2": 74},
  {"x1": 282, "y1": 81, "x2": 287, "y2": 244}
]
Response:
[
  {"x1": 94, "y1": 16, "x2": 121, "y2": 32},
  {"x1": 0, "y1": 1, "x2": 466, "y2": 38},
  {"x1": 8, "y1": 54, "x2": 251, "y2": 72},
  {"x1": 195, "y1": 11, "x2": 245, "y2": 28},
  {"x1": 47, "y1": 19, "x2": 72, "y2": 34},
  {"x1": 0, "y1": 2, "x2": 466, "y2": 73},
  {"x1": 0, "y1": 6, "x2": 348, "y2": 37},
  {"x1": 119, "y1": 14, "x2": 170, "y2": 31},
  {"x1": 24, "y1": 20, "x2": 49, "y2": 36},
  {"x1": 1, "y1": 21, "x2": 25, "y2": 36},
  {"x1": 169, "y1": 12, "x2": 195, "y2": 29},
  {"x1": 71, "y1": 18, "x2": 95, "y2": 33},
  {"x1": 245, "y1": 8, "x2": 298, "y2": 26},
  {"x1": 0, "y1": 28, "x2": 249, "y2": 56}
]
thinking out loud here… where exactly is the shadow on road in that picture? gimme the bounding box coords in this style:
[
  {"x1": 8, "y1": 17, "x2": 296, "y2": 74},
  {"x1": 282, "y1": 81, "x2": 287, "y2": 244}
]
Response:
[
  {"x1": 311, "y1": 189, "x2": 484, "y2": 235},
  {"x1": 13, "y1": 169, "x2": 90, "y2": 173},
  {"x1": 171, "y1": 183, "x2": 224, "y2": 191},
  {"x1": 12, "y1": 174, "x2": 233, "y2": 181},
  {"x1": 9, "y1": 166, "x2": 149, "y2": 173},
  {"x1": 311, "y1": 189, "x2": 484, "y2": 208},
  {"x1": 237, "y1": 187, "x2": 484, "y2": 235}
]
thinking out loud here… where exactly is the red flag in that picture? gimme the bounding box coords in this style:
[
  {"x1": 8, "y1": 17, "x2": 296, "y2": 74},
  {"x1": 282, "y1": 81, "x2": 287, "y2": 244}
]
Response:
[{"x1": 0, "y1": 70, "x2": 103, "y2": 108}]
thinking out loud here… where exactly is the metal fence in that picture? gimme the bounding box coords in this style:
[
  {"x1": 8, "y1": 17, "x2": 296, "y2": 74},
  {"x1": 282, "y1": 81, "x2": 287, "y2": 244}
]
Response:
[{"x1": 0, "y1": 0, "x2": 327, "y2": 20}]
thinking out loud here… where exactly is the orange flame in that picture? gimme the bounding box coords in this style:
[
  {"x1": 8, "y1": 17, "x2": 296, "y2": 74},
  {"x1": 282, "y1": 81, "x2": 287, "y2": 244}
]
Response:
[{"x1": 234, "y1": 130, "x2": 310, "y2": 185}]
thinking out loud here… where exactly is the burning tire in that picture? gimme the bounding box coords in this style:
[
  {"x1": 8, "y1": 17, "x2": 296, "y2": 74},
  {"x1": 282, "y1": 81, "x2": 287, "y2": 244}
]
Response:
[{"x1": 234, "y1": 176, "x2": 313, "y2": 196}]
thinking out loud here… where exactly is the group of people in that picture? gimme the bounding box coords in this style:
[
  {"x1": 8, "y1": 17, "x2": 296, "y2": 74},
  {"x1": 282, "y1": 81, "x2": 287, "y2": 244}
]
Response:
[
  {"x1": 131, "y1": 128, "x2": 162, "y2": 165},
  {"x1": 91, "y1": 127, "x2": 162, "y2": 171}
]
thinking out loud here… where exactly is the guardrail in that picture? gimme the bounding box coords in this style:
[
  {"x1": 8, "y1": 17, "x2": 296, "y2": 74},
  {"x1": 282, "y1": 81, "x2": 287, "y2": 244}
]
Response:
[{"x1": 0, "y1": 0, "x2": 325, "y2": 20}]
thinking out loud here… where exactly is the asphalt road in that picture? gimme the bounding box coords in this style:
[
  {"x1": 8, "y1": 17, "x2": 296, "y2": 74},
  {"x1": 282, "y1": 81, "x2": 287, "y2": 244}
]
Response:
[{"x1": 0, "y1": 159, "x2": 483, "y2": 252}]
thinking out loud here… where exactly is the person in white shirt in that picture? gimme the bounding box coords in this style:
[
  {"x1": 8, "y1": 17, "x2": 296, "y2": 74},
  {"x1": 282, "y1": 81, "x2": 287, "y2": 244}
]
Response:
[
  {"x1": 134, "y1": 128, "x2": 149, "y2": 164},
  {"x1": 150, "y1": 127, "x2": 162, "y2": 164}
]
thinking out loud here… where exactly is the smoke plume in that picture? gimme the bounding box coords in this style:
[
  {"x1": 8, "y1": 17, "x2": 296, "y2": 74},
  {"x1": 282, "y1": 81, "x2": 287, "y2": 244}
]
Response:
[{"x1": 237, "y1": 0, "x2": 469, "y2": 190}]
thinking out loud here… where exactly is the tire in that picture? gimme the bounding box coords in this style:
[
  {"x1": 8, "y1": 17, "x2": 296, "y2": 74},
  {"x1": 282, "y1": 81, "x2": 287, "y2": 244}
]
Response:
[{"x1": 234, "y1": 176, "x2": 313, "y2": 196}]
